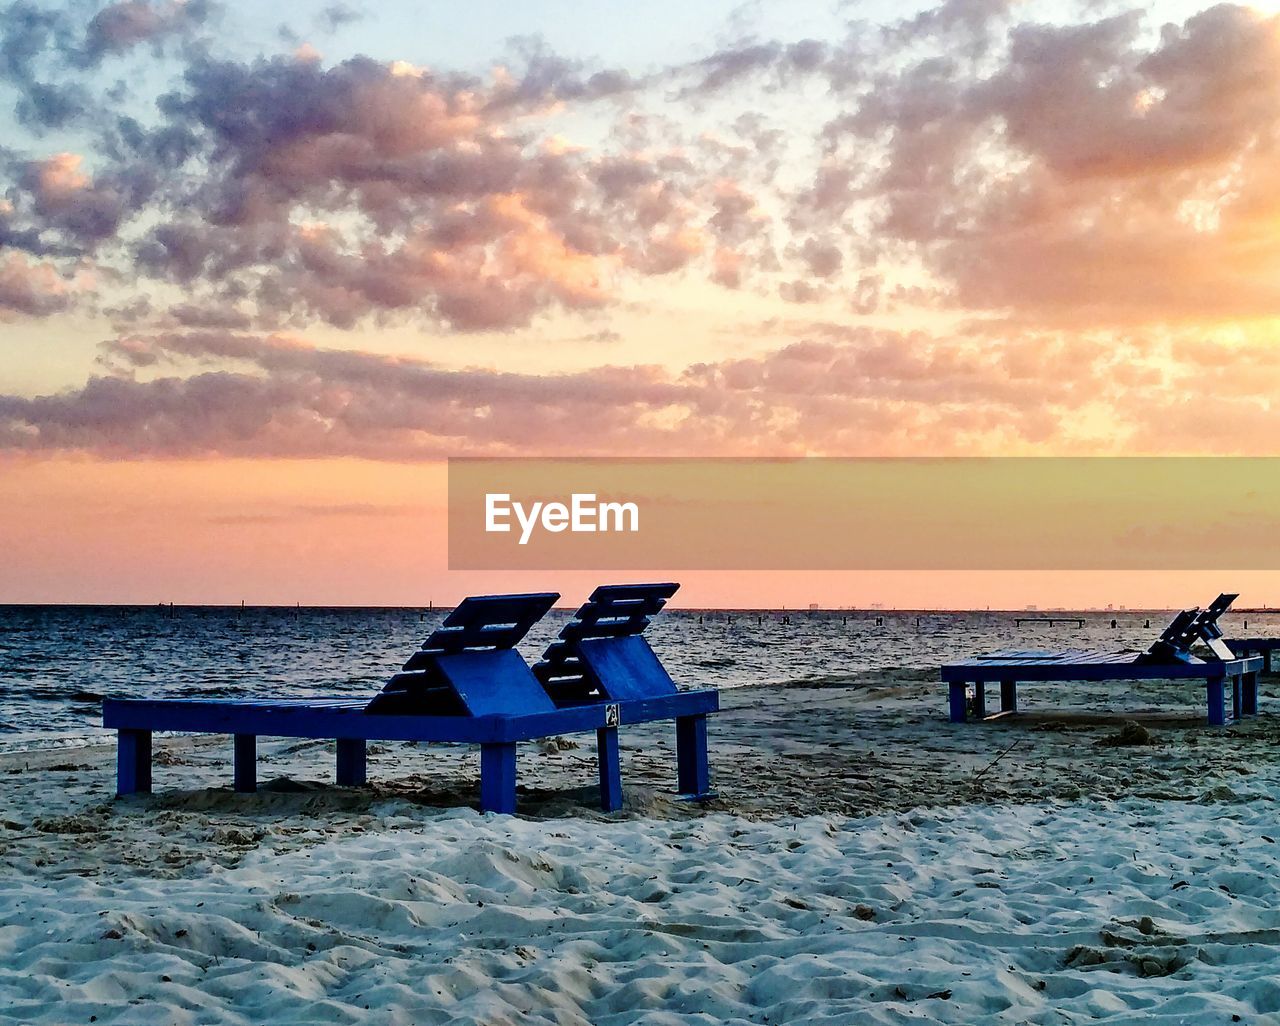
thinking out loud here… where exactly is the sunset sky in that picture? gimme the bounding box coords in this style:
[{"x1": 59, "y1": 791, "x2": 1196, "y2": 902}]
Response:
[{"x1": 4, "y1": 0, "x2": 1280, "y2": 608}]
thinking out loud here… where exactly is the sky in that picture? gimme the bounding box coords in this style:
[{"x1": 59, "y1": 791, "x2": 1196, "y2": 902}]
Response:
[{"x1": 3, "y1": 0, "x2": 1280, "y2": 607}]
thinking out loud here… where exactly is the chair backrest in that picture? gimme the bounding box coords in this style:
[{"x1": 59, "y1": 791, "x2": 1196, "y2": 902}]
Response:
[
  {"x1": 1187, "y1": 592, "x2": 1237, "y2": 661},
  {"x1": 366, "y1": 592, "x2": 559, "y2": 715},
  {"x1": 533, "y1": 583, "x2": 679, "y2": 706},
  {"x1": 1138, "y1": 593, "x2": 1238, "y2": 664}
]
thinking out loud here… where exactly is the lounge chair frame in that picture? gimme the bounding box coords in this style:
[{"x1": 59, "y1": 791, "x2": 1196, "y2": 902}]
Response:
[
  {"x1": 103, "y1": 589, "x2": 717, "y2": 813},
  {"x1": 942, "y1": 595, "x2": 1262, "y2": 726}
]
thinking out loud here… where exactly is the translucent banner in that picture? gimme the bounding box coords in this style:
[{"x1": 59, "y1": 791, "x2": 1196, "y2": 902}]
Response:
[{"x1": 447, "y1": 457, "x2": 1280, "y2": 570}]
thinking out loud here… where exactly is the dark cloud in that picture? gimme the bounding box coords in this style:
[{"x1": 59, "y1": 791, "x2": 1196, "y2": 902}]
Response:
[
  {"x1": 0, "y1": 1, "x2": 87, "y2": 129},
  {"x1": 0, "y1": 2, "x2": 71, "y2": 81},
  {"x1": 676, "y1": 38, "x2": 832, "y2": 99},
  {"x1": 317, "y1": 4, "x2": 364, "y2": 33},
  {"x1": 796, "y1": 237, "x2": 842, "y2": 278},
  {"x1": 83, "y1": 1, "x2": 214, "y2": 61},
  {"x1": 18, "y1": 152, "x2": 151, "y2": 245},
  {"x1": 883, "y1": 0, "x2": 1014, "y2": 57},
  {"x1": 0, "y1": 0, "x2": 215, "y2": 133},
  {"x1": 14, "y1": 79, "x2": 89, "y2": 129}
]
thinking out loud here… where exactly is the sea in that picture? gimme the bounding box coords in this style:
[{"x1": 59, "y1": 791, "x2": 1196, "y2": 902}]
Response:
[{"x1": 1, "y1": 605, "x2": 1276, "y2": 750}]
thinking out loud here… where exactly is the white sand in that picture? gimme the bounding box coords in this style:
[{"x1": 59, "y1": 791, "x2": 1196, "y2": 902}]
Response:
[
  {"x1": 4, "y1": 803, "x2": 1280, "y2": 1024},
  {"x1": 2, "y1": 677, "x2": 1279, "y2": 1024}
]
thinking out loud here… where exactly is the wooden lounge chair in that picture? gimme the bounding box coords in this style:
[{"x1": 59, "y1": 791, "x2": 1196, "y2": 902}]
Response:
[
  {"x1": 1223, "y1": 600, "x2": 1280, "y2": 671},
  {"x1": 102, "y1": 588, "x2": 717, "y2": 813},
  {"x1": 941, "y1": 594, "x2": 1262, "y2": 726},
  {"x1": 1225, "y1": 636, "x2": 1280, "y2": 673},
  {"x1": 533, "y1": 583, "x2": 717, "y2": 808}
]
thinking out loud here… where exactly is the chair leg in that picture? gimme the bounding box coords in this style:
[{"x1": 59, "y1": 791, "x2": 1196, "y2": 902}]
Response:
[
  {"x1": 336, "y1": 738, "x2": 367, "y2": 786},
  {"x1": 233, "y1": 733, "x2": 257, "y2": 793},
  {"x1": 948, "y1": 682, "x2": 968, "y2": 723},
  {"x1": 676, "y1": 714, "x2": 711, "y2": 798},
  {"x1": 973, "y1": 681, "x2": 987, "y2": 719},
  {"x1": 1207, "y1": 677, "x2": 1226, "y2": 727},
  {"x1": 1231, "y1": 674, "x2": 1242, "y2": 721},
  {"x1": 596, "y1": 727, "x2": 623, "y2": 812},
  {"x1": 117, "y1": 729, "x2": 152, "y2": 796},
  {"x1": 1000, "y1": 680, "x2": 1018, "y2": 713},
  {"x1": 479, "y1": 742, "x2": 518, "y2": 814},
  {"x1": 1243, "y1": 671, "x2": 1259, "y2": 716}
]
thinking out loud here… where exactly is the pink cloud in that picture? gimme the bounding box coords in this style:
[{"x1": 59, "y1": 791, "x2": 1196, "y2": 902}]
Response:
[
  {"x1": 0, "y1": 251, "x2": 80, "y2": 317},
  {"x1": 834, "y1": 4, "x2": 1280, "y2": 324},
  {"x1": 6, "y1": 321, "x2": 1270, "y2": 458}
]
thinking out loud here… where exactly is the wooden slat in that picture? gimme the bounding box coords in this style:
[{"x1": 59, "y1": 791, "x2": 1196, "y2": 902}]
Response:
[
  {"x1": 572, "y1": 604, "x2": 656, "y2": 625},
  {"x1": 372, "y1": 590, "x2": 560, "y2": 714},
  {"x1": 559, "y1": 617, "x2": 651, "y2": 642},
  {"x1": 422, "y1": 622, "x2": 532, "y2": 654},
  {"x1": 534, "y1": 583, "x2": 682, "y2": 704},
  {"x1": 441, "y1": 592, "x2": 559, "y2": 631},
  {"x1": 573, "y1": 596, "x2": 668, "y2": 618},
  {"x1": 436, "y1": 650, "x2": 557, "y2": 717},
  {"x1": 578, "y1": 636, "x2": 677, "y2": 700},
  {"x1": 586, "y1": 582, "x2": 679, "y2": 604}
]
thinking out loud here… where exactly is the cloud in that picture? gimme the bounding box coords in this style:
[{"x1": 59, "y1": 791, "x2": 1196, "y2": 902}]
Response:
[
  {"x1": 83, "y1": 1, "x2": 213, "y2": 61},
  {"x1": 1, "y1": 3, "x2": 851, "y2": 332},
  {"x1": 99, "y1": 50, "x2": 758, "y2": 330},
  {"x1": 0, "y1": 1, "x2": 214, "y2": 132},
  {"x1": 4, "y1": 0, "x2": 1280, "y2": 472},
  {"x1": 207, "y1": 502, "x2": 421, "y2": 525},
  {"x1": 836, "y1": 4, "x2": 1280, "y2": 324},
  {"x1": 0, "y1": 2, "x2": 89, "y2": 129},
  {"x1": 0, "y1": 250, "x2": 79, "y2": 315},
  {"x1": 316, "y1": 5, "x2": 365, "y2": 34},
  {"x1": 2, "y1": 321, "x2": 1254, "y2": 457},
  {"x1": 677, "y1": 38, "x2": 831, "y2": 98},
  {"x1": 18, "y1": 152, "x2": 147, "y2": 246},
  {"x1": 0, "y1": 4, "x2": 843, "y2": 332},
  {"x1": 0, "y1": 330, "x2": 695, "y2": 456}
]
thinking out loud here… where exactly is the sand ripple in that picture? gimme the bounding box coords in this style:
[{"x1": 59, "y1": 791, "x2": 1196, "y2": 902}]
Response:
[{"x1": 2, "y1": 799, "x2": 1278, "y2": 1024}]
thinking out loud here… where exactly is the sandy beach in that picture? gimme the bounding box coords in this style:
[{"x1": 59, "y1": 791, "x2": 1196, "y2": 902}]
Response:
[
  {"x1": 2, "y1": 673, "x2": 1278, "y2": 1024},
  {"x1": 8, "y1": 0, "x2": 1280, "y2": 1020}
]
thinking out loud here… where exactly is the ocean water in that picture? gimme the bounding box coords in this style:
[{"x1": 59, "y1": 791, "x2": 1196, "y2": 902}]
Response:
[{"x1": 1, "y1": 605, "x2": 1276, "y2": 749}]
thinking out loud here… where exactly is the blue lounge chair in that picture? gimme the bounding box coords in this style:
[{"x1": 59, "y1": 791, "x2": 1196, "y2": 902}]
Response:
[
  {"x1": 533, "y1": 583, "x2": 717, "y2": 806},
  {"x1": 1225, "y1": 636, "x2": 1280, "y2": 673},
  {"x1": 942, "y1": 594, "x2": 1262, "y2": 726},
  {"x1": 1223, "y1": 598, "x2": 1280, "y2": 672},
  {"x1": 102, "y1": 588, "x2": 718, "y2": 813}
]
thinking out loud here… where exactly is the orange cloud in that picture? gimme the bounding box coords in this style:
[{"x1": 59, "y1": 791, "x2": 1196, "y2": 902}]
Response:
[{"x1": 836, "y1": 5, "x2": 1280, "y2": 325}]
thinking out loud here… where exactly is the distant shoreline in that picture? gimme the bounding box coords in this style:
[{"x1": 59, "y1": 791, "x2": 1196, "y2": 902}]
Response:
[{"x1": 6, "y1": 602, "x2": 1266, "y2": 614}]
